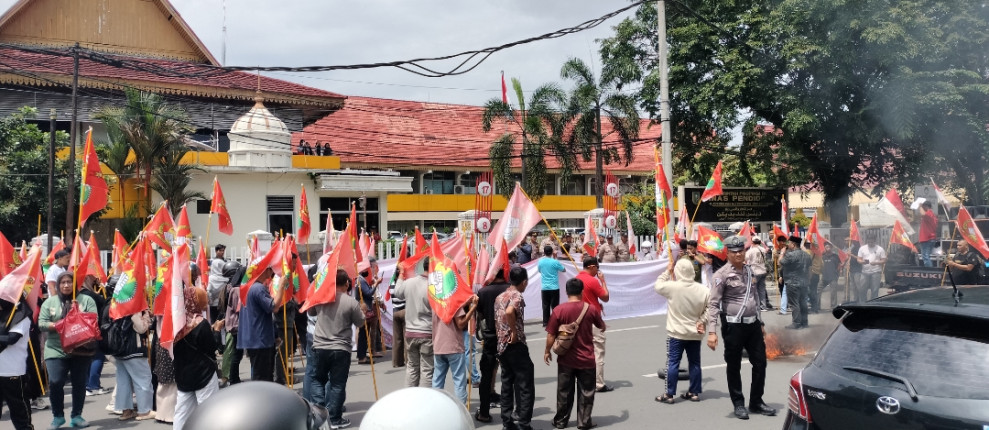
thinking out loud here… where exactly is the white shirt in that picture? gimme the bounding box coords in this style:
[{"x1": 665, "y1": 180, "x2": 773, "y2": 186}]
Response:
[
  {"x1": 745, "y1": 245, "x2": 768, "y2": 276},
  {"x1": 0, "y1": 318, "x2": 31, "y2": 376},
  {"x1": 858, "y1": 245, "x2": 887, "y2": 274},
  {"x1": 45, "y1": 264, "x2": 66, "y2": 287}
]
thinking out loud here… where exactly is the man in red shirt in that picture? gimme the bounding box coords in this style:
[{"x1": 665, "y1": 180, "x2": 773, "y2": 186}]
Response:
[
  {"x1": 544, "y1": 278, "x2": 605, "y2": 430},
  {"x1": 575, "y1": 256, "x2": 612, "y2": 392},
  {"x1": 918, "y1": 201, "x2": 938, "y2": 267}
]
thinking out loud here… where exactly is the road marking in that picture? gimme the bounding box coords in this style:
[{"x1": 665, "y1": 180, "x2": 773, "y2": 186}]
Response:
[
  {"x1": 527, "y1": 324, "x2": 660, "y2": 344},
  {"x1": 641, "y1": 351, "x2": 817, "y2": 377}
]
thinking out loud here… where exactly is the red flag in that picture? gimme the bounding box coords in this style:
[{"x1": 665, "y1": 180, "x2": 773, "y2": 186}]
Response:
[
  {"x1": 77, "y1": 236, "x2": 107, "y2": 284},
  {"x1": 890, "y1": 221, "x2": 918, "y2": 253},
  {"x1": 486, "y1": 182, "x2": 541, "y2": 278},
  {"x1": 807, "y1": 213, "x2": 826, "y2": 255},
  {"x1": 18, "y1": 241, "x2": 27, "y2": 264},
  {"x1": 240, "y1": 241, "x2": 281, "y2": 305},
  {"x1": 293, "y1": 256, "x2": 309, "y2": 304},
  {"x1": 357, "y1": 231, "x2": 371, "y2": 273},
  {"x1": 78, "y1": 128, "x2": 109, "y2": 228},
  {"x1": 440, "y1": 231, "x2": 468, "y2": 277},
  {"x1": 297, "y1": 185, "x2": 312, "y2": 244},
  {"x1": 0, "y1": 245, "x2": 43, "y2": 317},
  {"x1": 473, "y1": 244, "x2": 490, "y2": 287},
  {"x1": 45, "y1": 240, "x2": 66, "y2": 266},
  {"x1": 428, "y1": 234, "x2": 474, "y2": 324},
  {"x1": 210, "y1": 177, "x2": 233, "y2": 235},
  {"x1": 414, "y1": 227, "x2": 429, "y2": 255},
  {"x1": 696, "y1": 225, "x2": 727, "y2": 260},
  {"x1": 174, "y1": 205, "x2": 192, "y2": 243},
  {"x1": 0, "y1": 232, "x2": 17, "y2": 277},
  {"x1": 956, "y1": 206, "x2": 989, "y2": 259},
  {"x1": 501, "y1": 72, "x2": 508, "y2": 104},
  {"x1": 322, "y1": 215, "x2": 336, "y2": 255},
  {"x1": 69, "y1": 234, "x2": 87, "y2": 272},
  {"x1": 849, "y1": 218, "x2": 861, "y2": 243},
  {"x1": 144, "y1": 203, "x2": 175, "y2": 250},
  {"x1": 582, "y1": 217, "x2": 599, "y2": 257},
  {"x1": 111, "y1": 229, "x2": 128, "y2": 275},
  {"x1": 160, "y1": 243, "x2": 190, "y2": 357},
  {"x1": 738, "y1": 221, "x2": 755, "y2": 248},
  {"x1": 338, "y1": 221, "x2": 358, "y2": 282},
  {"x1": 269, "y1": 237, "x2": 295, "y2": 307},
  {"x1": 835, "y1": 246, "x2": 849, "y2": 265},
  {"x1": 773, "y1": 224, "x2": 788, "y2": 242},
  {"x1": 654, "y1": 152, "x2": 673, "y2": 239},
  {"x1": 384, "y1": 235, "x2": 409, "y2": 301},
  {"x1": 299, "y1": 237, "x2": 343, "y2": 314},
  {"x1": 109, "y1": 236, "x2": 149, "y2": 320},
  {"x1": 249, "y1": 236, "x2": 260, "y2": 262},
  {"x1": 700, "y1": 160, "x2": 724, "y2": 202},
  {"x1": 196, "y1": 241, "x2": 209, "y2": 288},
  {"x1": 500, "y1": 239, "x2": 511, "y2": 279}
]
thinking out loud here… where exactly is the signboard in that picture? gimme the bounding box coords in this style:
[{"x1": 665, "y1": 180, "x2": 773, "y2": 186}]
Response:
[{"x1": 684, "y1": 187, "x2": 785, "y2": 223}]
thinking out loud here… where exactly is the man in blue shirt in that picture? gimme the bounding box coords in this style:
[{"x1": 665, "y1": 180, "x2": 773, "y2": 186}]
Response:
[
  {"x1": 238, "y1": 257, "x2": 291, "y2": 382},
  {"x1": 537, "y1": 245, "x2": 566, "y2": 327}
]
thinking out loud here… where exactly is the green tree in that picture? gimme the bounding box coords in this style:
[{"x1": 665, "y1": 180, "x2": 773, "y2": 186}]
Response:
[
  {"x1": 94, "y1": 89, "x2": 195, "y2": 212},
  {"x1": 0, "y1": 107, "x2": 71, "y2": 243},
  {"x1": 481, "y1": 78, "x2": 568, "y2": 201},
  {"x1": 150, "y1": 143, "x2": 206, "y2": 218},
  {"x1": 598, "y1": 0, "x2": 989, "y2": 222},
  {"x1": 618, "y1": 181, "x2": 657, "y2": 238},
  {"x1": 559, "y1": 57, "x2": 641, "y2": 208}
]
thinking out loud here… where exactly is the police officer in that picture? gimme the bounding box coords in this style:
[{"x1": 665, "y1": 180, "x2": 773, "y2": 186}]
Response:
[
  {"x1": 597, "y1": 235, "x2": 618, "y2": 263},
  {"x1": 778, "y1": 236, "x2": 811, "y2": 329},
  {"x1": 616, "y1": 233, "x2": 632, "y2": 262},
  {"x1": 705, "y1": 236, "x2": 776, "y2": 420}
]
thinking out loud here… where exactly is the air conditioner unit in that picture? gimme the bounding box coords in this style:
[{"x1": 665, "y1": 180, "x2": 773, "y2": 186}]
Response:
[
  {"x1": 454, "y1": 185, "x2": 465, "y2": 194},
  {"x1": 425, "y1": 189, "x2": 434, "y2": 194}
]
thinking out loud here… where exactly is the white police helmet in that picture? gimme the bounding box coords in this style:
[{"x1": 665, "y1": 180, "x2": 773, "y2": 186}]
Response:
[{"x1": 361, "y1": 387, "x2": 474, "y2": 430}]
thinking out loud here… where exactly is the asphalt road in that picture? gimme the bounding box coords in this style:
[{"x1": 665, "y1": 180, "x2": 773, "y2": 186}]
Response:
[{"x1": 5, "y1": 305, "x2": 840, "y2": 430}]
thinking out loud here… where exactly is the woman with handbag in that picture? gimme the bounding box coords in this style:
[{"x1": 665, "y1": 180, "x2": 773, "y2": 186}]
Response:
[
  {"x1": 172, "y1": 287, "x2": 220, "y2": 430},
  {"x1": 38, "y1": 272, "x2": 99, "y2": 429},
  {"x1": 112, "y1": 309, "x2": 156, "y2": 421}
]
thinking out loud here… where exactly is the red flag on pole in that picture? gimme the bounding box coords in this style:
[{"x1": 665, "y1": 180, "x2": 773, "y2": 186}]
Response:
[
  {"x1": 0, "y1": 232, "x2": 18, "y2": 277},
  {"x1": 582, "y1": 217, "x2": 599, "y2": 257},
  {"x1": 501, "y1": 72, "x2": 508, "y2": 104},
  {"x1": 144, "y1": 204, "x2": 174, "y2": 251},
  {"x1": 849, "y1": 218, "x2": 861, "y2": 243},
  {"x1": 0, "y1": 245, "x2": 43, "y2": 317},
  {"x1": 427, "y1": 234, "x2": 473, "y2": 324},
  {"x1": 196, "y1": 240, "x2": 209, "y2": 288},
  {"x1": 210, "y1": 177, "x2": 233, "y2": 235},
  {"x1": 485, "y1": 182, "x2": 541, "y2": 281},
  {"x1": 299, "y1": 237, "x2": 342, "y2": 314},
  {"x1": 807, "y1": 213, "x2": 826, "y2": 255},
  {"x1": 700, "y1": 160, "x2": 724, "y2": 202},
  {"x1": 956, "y1": 206, "x2": 989, "y2": 259},
  {"x1": 79, "y1": 128, "x2": 109, "y2": 228},
  {"x1": 111, "y1": 229, "x2": 128, "y2": 275},
  {"x1": 160, "y1": 242, "x2": 190, "y2": 357},
  {"x1": 45, "y1": 239, "x2": 66, "y2": 266},
  {"x1": 174, "y1": 205, "x2": 192, "y2": 243},
  {"x1": 890, "y1": 220, "x2": 918, "y2": 253},
  {"x1": 297, "y1": 185, "x2": 311, "y2": 244},
  {"x1": 696, "y1": 225, "x2": 727, "y2": 260},
  {"x1": 109, "y1": 236, "x2": 149, "y2": 320}
]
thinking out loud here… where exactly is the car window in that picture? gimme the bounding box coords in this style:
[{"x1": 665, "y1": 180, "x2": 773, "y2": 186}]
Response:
[{"x1": 815, "y1": 310, "x2": 989, "y2": 400}]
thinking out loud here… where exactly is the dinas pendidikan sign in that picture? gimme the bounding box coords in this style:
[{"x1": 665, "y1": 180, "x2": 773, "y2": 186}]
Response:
[{"x1": 684, "y1": 187, "x2": 785, "y2": 223}]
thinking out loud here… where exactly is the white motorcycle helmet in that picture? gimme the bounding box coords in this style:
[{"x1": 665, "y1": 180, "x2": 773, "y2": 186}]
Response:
[{"x1": 361, "y1": 387, "x2": 474, "y2": 430}]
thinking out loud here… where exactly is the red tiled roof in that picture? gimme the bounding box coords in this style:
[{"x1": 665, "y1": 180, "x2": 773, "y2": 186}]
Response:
[
  {"x1": 0, "y1": 47, "x2": 345, "y2": 107},
  {"x1": 293, "y1": 96, "x2": 661, "y2": 173}
]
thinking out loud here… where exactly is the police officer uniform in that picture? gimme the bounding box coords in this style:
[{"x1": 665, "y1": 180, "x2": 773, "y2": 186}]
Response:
[
  {"x1": 706, "y1": 236, "x2": 776, "y2": 420},
  {"x1": 616, "y1": 239, "x2": 631, "y2": 262},
  {"x1": 597, "y1": 236, "x2": 618, "y2": 263},
  {"x1": 539, "y1": 237, "x2": 560, "y2": 256}
]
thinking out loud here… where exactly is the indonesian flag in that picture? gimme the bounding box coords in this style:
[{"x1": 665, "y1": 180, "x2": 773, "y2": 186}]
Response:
[
  {"x1": 111, "y1": 229, "x2": 128, "y2": 275},
  {"x1": 930, "y1": 178, "x2": 950, "y2": 206},
  {"x1": 297, "y1": 185, "x2": 312, "y2": 244},
  {"x1": 174, "y1": 205, "x2": 192, "y2": 244},
  {"x1": 144, "y1": 203, "x2": 175, "y2": 251},
  {"x1": 700, "y1": 160, "x2": 724, "y2": 202},
  {"x1": 807, "y1": 213, "x2": 826, "y2": 255},
  {"x1": 210, "y1": 177, "x2": 233, "y2": 235},
  {"x1": 675, "y1": 199, "x2": 689, "y2": 242},
  {"x1": 78, "y1": 128, "x2": 109, "y2": 229},
  {"x1": 696, "y1": 225, "x2": 727, "y2": 260},
  {"x1": 195, "y1": 240, "x2": 209, "y2": 288},
  {"x1": 849, "y1": 218, "x2": 861, "y2": 243},
  {"x1": 44, "y1": 239, "x2": 65, "y2": 266},
  {"x1": 781, "y1": 196, "x2": 790, "y2": 236},
  {"x1": 322, "y1": 214, "x2": 337, "y2": 255},
  {"x1": 877, "y1": 188, "x2": 914, "y2": 235},
  {"x1": 485, "y1": 182, "x2": 541, "y2": 282},
  {"x1": 160, "y1": 242, "x2": 190, "y2": 357},
  {"x1": 109, "y1": 236, "x2": 149, "y2": 320},
  {"x1": 582, "y1": 216, "x2": 599, "y2": 257},
  {"x1": 0, "y1": 245, "x2": 43, "y2": 317},
  {"x1": 0, "y1": 232, "x2": 18, "y2": 277},
  {"x1": 626, "y1": 211, "x2": 637, "y2": 256},
  {"x1": 890, "y1": 220, "x2": 918, "y2": 253},
  {"x1": 427, "y1": 234, "x2": 474, "y2": 324},
  {"x1": 299, "y1": 234, "x2": 343, "y2": 314},
  {"x1": 738, "y1": 220, "x2": 755, "y2": 248},
  {"x1": 956, "y1": 206, "x2": 989, "y2": 259}
]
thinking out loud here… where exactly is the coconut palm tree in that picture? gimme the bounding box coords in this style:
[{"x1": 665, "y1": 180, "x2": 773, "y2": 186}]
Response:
[
  {"x1": 481, "y1": 78, "x2": 570, "y2": 201},
  {"x1": 560, "y1": 57, "x2": 641, "y2": 207},
  {"x1": 93, "y1": 89, "x2": 194, "y2": 213},
  {"x1": 150, "y1": 143, "x2": 206, "y2": 218}
]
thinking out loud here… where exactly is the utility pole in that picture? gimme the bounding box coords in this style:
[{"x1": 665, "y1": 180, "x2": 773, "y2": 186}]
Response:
[
  {"x1": 658, "y1": 1, "x2": 674, "y2": 232},
  {"x1": 595, "y1": 103, "x2": 604, "y2": 208},
  {"x1": 65, "y1": 44, "x2": 79, "y2": 243},
  {"x1": 48, "y1": 109, "x2": 56, "y2": 251}
]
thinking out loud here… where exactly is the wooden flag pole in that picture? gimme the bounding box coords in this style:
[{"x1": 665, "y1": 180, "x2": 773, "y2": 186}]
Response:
[
  {"x1": 28, "y1": 337, "x2": 46, "y2": 395},
  {"x1": 354, "y1": 224, "x2": 379, "y2": 400},
  {"x1": 516, "y1": 186, "x2": 580, "y2": 270},
  {"x1": 940, "y1": 227, "x2": 959, "y2": 287},
  {"x1": 461, "y1": 232, "x2": 474, "y2": 411}
]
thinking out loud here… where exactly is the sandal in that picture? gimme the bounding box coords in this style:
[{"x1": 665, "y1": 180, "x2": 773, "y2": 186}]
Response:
[
  {"x1": 655, "y1": 393, "x2": 675, "y2": 404},
  {"x1": 680, "y1": 392, "x2": 700, "y2": 402}
]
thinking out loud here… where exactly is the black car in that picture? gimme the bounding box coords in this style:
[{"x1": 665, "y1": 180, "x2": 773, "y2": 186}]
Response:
[{"x1": 783, "y1": 286, "x2": 989, "y2": 429}]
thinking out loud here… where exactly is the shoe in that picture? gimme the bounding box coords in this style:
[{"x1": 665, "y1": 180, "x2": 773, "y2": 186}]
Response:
[
  {"x1": 85, "y1": 388, "x2": 109, "y2": 396},
  {"x1": 595, "y1": 385, "x2": 614, "y2": 393},
  {"x1": 785, "y1": 324, "x2": 803, "y2": 330},
  {"x1": 69, "y1": 416, "x2": 89, "y2": 428},
  {"x1": 329, "y1": 418, "x2": 351, "y2": 429},
  {"x1": 749, "y1": 402, "x2": 778, "y2": 416},
  {"x1": 119, "y1": 409, "x2": 137, "y2": 421},
  {"x1": 357, "y1": 358, "x2": 370, "y2": 365},
  {"x1": 48, "y1": 416, "x2": 66, "y2": 430},
  {"x1": 32, "y1": 398, "x2": 50, "y2": 410},
  {"x1": 135, "y1": 411, "x2": 156, "y2": 421},
  {"x1": 373, "y1": 352, "x2": 384, "y2": 358},
  {"x1": 734, "y1": 405, "x2": 750, "y2": 420},
  {"x1": 577, "y1": 423, "x2": 597, "y2": 430},
  {"x1": 765, "y1": 305, "x2": 776, "y2": 310},
  {"x1": 472, "y1": 381, "x2": 480, "y2": 388},
  {"x1": 474, "y1": 411, "x2": 492, "y2": 423}
]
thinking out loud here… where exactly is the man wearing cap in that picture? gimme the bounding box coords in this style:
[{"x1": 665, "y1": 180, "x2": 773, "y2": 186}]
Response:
[
  {"x1": 597, "y1": 235, "x2": 618, "y2": 264},
  {"x1": 745, "y1": 237, "x2": 772, "y2": 311},
  {"x1": 778, "y1": 236, "x2": 811, "y2": 329},
  {"x1": 540, "y1": 233, "x2": 560, "y2": 258},
  {"x1": 706, "y1": 236, "x2": 775, "y2": 420},
  {"x1": 616, "y1": 234, "x2": 632, "y2": 262}
]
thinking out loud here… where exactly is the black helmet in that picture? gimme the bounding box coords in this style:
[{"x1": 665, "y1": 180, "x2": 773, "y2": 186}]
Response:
[
  {"x1": 184, "y1": 382, "x2": 327, "y2": 430},
  {"x1": 222, "y1": 260, "x2": 243, "y2": 279}
]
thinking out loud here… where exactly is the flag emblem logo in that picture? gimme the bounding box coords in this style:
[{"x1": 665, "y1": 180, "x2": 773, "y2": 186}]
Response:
[
  {"x1": 112, "y1": 271, "x2": 137, "y2": 305},
  {"x1": 428, "y1": 260, "x2": 458, "y2": 301}
]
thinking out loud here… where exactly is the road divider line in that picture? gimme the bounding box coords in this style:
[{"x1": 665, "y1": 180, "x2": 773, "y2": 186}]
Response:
[{"x1": 528, "y1": 324, "x2": 660, "y2": 344}]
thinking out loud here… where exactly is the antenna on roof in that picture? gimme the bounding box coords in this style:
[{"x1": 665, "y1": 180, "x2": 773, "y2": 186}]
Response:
[{"x1": 221, "y1": 0, "x2": 227, "y2": 65}]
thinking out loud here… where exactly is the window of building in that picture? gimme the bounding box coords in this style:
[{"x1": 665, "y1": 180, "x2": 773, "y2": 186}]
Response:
[
  {"x1": 561, "y1": 175, "x2": 586, "y2": 196},
  {"x1": 195, "y1": 199, "x2": 211, "y2": 214},
  {"x1": 266, "y1": 195, "x2": 295, "y2": 237},
  {"x1": 544, "y1": 174, "x2": 557, "y2": 196},
  {"x1": 319, "y1": 197, "x2": 379, "y2": 233},
  {"x1": 399, "y1": 170, "x2": 420, "y2": 194},
  {"x1": 423, "y1": 171, "x2": 455, "y2": 194}
]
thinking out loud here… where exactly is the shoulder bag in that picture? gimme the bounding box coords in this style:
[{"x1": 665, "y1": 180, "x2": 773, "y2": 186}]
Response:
[{"x1": 552, "y1": 303, "x2": 589, "y2": 356}]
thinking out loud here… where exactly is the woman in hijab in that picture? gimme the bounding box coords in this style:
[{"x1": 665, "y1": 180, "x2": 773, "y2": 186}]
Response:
[
  {"x1": 38, "y1": 272, "x2": 98, "y2": 429},
  {"x1": 0, "y1": 297, "x2": 34, "y2": 430},
  {"x1": 172, "y1": 287, "x2": 220, "y2": 430}
]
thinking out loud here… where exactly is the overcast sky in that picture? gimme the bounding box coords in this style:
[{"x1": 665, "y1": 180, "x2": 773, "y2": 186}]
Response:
[{"x1": 0, "y1": 0, "x2": 641, "y2": 106}]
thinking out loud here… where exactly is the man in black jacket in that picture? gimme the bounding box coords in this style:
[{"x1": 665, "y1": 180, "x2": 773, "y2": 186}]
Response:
[{"x1": 472, "y1": 269, "x2": 509, "y2": 423}]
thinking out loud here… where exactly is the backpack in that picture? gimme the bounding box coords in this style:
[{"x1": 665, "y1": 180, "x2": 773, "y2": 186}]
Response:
[
  {"x1": 552, "y1": 303, "x2": 589, "y2": 356},
  {"x1": 105, "y1": 315, "x2": 140, "y2": 358}
]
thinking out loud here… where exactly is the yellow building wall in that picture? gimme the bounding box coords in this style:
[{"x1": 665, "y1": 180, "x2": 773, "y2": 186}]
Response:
[{"x1": 388, "y1": 194, "x2": 597, "y2": 213}]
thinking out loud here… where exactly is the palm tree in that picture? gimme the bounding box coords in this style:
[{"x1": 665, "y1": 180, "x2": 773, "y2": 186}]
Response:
[
  {"x1": 150, "y1": 142, "x2": 206, "y2": 218},
  {"x1": 560, "y1": 58, "x2": 641, "y2": 207},
  {"x1": 481, "y1": 78, "x2": 570, "y2": 201},
  {"x1": 94, "y1": 89, "x2": 194, "y2": 213}
]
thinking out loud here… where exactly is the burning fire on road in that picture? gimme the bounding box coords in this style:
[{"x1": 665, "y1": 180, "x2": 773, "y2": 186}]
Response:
[{"x1": 765, "y1": 330, "x2": 810, "y2": 360}]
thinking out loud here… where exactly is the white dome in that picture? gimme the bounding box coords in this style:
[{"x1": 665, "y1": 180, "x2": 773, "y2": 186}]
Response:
[
  {"x1": 228, "y1": 95, "x2": 292, "y2": 168},
  {"x1": 231, "y1": 97, "x2": 289, "y2": 134}
]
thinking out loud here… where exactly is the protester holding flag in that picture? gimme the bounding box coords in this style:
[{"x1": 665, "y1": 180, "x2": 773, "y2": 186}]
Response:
[
  {"x1": 394, "y1": 257, "x2": 434, "y2": 388},
  {"x1": 355, "y1": 257, "x2": 383, "y2": 365},
  {"x1": 947, "y1": 241, "x2": 983, "y2": 285},
  {"x1": 496, "y1": 267, "x2": 536, "y2": 430},
  {"x1": 172, "y1": 287, "x2": 220, "y2": 430},
  {"x1": 238, "y1": 256, "x2": 290, "y2": 382},
  {"x1": 779, "y1": 236, "x2": 811, "y2": 329},
  {"x1": 917, "y1": 201, "x2": 938, "y2": 267},
  {"x1": 0, "y1": 297, "x2": 33, "y2": 430},
  {"x1": 856, "y1": 234, "x2": 887, "y2": 302},
  {"x1": 473, "y1": 268, "x2": 510, "y2": 424},
  {"x1": 38, "y1": 272, "x2": 98, "y2": 429},
  {"x1": 218, "y1": 261, "x2": 245, "y2": 388}
]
